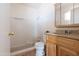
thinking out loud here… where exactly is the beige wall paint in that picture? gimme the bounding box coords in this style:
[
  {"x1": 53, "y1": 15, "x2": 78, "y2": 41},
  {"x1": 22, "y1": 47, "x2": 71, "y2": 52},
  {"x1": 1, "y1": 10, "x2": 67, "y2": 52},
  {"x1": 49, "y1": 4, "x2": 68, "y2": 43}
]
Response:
[
  {"x1": 0, "y1": 3, "x2": 55, "y2": 55},
  {"x1": 10, "y1": 4, "x2": 38, "y2": 48},
  {"x1": 10, "y1": 3, "x2": 55, "y2": 48},
  {"x1": 0, "y1": 3, "x2": 10, "y2": 55},
  {"x1": 37, "y1": 4, "x2": 55, "y2": 41}
]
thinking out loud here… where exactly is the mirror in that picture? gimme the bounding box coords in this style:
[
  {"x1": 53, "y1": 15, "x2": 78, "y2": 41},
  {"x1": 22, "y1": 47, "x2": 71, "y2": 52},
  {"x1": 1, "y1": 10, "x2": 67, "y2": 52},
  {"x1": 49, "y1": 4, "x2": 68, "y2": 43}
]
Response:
[
  {"x1": 74, "y1": 3, "x2": 79, "y2": 24},
  {"x1": 61, "y1": 3, "x2": 74, "y2": 25},
  {"x1": 55, "y1": 3, "x2": 61, "y2": 26}
]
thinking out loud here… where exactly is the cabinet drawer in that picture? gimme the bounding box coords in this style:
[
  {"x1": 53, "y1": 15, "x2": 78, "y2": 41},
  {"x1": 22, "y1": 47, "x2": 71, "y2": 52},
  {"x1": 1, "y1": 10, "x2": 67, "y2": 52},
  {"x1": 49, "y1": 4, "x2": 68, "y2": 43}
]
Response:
[
  {"x1": 57, "y1": 36, "x2": 75, "y2": 49},
  {"x1": 57, "y1": 36, "x2": 79, "y2": 54}
]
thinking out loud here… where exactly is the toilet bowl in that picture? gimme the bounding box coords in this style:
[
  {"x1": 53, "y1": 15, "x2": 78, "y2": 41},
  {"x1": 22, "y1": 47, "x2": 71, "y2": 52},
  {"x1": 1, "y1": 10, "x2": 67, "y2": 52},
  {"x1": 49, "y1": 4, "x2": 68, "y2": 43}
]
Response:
[{"x1": 35, "y1": 42, "x2": 44, "y2": 56}]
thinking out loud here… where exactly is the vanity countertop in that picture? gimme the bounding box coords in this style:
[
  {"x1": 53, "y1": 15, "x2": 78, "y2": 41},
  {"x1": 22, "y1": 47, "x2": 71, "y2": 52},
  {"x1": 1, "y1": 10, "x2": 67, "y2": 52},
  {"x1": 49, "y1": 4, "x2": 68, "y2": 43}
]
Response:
[{"x1": 46, "y1": 33, "x2": 79, "y2": 41}]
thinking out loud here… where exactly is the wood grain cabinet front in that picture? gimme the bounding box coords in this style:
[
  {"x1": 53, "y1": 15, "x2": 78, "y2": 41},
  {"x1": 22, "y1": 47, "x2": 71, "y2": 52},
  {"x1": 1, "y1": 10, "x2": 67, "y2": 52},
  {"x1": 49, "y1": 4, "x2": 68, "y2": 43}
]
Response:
[
  {"x1": 46, "y1": 35, "x2": 57, "y2": 56},
  {"x1": 57, "y1": 46, "x2": 77, "y2": 56},
  {"x1": 46, "y1": 34, "x2": 79, "y2": 56},
  {"x1": 46, "y1": 41, "x2": 56, "y2": 56}
]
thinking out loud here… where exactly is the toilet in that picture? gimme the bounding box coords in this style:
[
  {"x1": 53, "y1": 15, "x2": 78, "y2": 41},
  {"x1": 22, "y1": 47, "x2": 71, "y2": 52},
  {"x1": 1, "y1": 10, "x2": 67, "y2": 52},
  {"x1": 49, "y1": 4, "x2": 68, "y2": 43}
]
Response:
[{"x1": 35, "y1": 42, "x2": 44, "y2": 56}]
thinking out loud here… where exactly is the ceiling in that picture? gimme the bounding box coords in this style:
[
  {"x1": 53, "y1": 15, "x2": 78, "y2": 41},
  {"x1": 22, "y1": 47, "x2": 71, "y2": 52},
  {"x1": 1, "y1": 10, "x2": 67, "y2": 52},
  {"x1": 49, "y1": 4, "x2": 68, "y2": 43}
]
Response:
[{"x1": 10, "y1": 3, "x2": 55, "y2": 9}]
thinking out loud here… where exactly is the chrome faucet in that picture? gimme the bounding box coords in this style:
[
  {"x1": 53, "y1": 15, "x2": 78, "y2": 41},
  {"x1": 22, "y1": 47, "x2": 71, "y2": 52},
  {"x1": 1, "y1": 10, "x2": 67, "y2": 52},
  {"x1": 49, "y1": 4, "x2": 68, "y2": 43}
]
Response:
[{"x1": 65, "y1": 30, "x2": 72, "y2": 35}]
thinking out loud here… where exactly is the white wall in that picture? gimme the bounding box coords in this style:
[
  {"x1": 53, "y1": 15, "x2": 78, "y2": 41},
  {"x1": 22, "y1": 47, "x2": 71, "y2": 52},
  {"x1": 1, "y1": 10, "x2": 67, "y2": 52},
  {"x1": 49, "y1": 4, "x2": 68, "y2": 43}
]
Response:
[
  {"x1": 0, "y1": 3, "x2": 55, "y2": 55},
  {"x1": 37, "y1": 4, "x2": 55, "y2": 41},
  {"x1": 10, "y1": 4, "x2": 38, "y2": 48},
  {"x1": 10, "y1": 3, "x2": 55, "y2": 48},
  {"x1": 0, "y1": 3, "x2": 10, "y2": 55}
]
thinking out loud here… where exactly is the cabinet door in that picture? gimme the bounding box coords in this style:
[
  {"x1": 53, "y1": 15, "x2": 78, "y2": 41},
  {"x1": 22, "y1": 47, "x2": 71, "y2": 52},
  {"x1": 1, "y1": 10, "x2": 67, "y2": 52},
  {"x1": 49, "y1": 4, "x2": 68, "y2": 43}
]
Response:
[
  {"x1": 74, "y1": 3, "x2": 79, "y2": 24},
  {"x1": 61, "y1": 3, "x2": 74, "y2": 25},
  {"x1": 55, "y1": 3, "x2": 61, "y2": 26},
  {"x1": 46, "y1": 42, "x2": 56, "y2": 56},
  {"x1": 58, "y1": 46, "x2": 77, "y2": 56}
]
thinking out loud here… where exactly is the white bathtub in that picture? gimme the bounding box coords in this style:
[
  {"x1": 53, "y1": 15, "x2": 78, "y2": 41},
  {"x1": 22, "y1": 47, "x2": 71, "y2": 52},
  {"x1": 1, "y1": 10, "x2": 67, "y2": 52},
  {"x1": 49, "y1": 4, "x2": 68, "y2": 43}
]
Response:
[
  {"x1": 11, "y1": 43, "x2": 36, "y2": 56},
  {"x1": 11, "y1": 47, "x2": 35, "y2": 56}
]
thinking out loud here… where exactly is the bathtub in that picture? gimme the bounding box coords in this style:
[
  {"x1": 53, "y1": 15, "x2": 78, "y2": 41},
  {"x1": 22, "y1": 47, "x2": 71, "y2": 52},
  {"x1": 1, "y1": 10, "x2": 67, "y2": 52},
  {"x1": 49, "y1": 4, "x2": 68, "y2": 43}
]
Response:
[{"x1": 11, "y1": 43, "x2": 36, "y2": 56}]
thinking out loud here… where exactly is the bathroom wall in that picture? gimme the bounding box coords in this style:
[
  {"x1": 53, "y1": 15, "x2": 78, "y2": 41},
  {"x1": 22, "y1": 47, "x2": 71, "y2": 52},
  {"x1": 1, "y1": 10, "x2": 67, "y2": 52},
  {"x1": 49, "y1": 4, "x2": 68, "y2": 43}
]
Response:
[
  {"x1": 0, "y1": 3, "x2": 10, "y2": 55},
  {"x1": 10, "y1": 4, "x2": 38, "y2": 48},
  {"x1": 37, "y1": 3, "x2": 55, "y2": 41},
  {"x1": 10, "y1": 3, "x2": 55, "y2": 49}
]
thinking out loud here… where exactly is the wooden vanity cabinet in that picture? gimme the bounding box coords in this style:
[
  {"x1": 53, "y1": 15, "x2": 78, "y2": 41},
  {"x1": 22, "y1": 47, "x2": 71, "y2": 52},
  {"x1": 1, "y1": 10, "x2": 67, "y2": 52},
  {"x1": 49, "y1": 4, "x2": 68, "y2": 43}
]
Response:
[
  {"x1": 46, "y1": 41, "x2": 56, "y2": 56},
  {"x1": 57, "y1": 46, "x2": 77, "y2": 56},
  {"x1": 46, "y1": 35, "x2": 57, "y2": 56},
  {"x1": 46, "y1": 34, "x2": 79, "y2": 56}
]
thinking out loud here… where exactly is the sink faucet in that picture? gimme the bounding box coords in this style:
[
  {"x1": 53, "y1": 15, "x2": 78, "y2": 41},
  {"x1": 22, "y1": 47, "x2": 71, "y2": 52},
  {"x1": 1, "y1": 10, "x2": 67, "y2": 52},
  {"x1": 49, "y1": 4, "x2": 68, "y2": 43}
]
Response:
[
  {"x1": 65, "y1": 30, "x2": 68, "y2": 35},
  {"x1": 65, "y1": 30, "x2": 72, "y2": 35}
]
